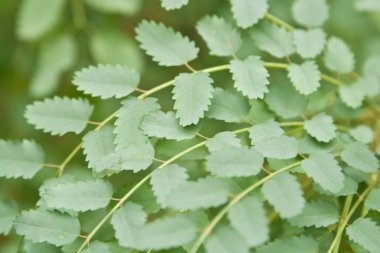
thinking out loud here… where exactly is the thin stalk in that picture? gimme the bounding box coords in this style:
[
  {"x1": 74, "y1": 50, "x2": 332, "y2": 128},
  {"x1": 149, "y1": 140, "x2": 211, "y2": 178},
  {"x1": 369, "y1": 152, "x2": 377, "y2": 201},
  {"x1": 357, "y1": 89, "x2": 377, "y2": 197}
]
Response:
[
  {"x1": 264, "y1": 13, "x2": 295, "y2": 31},
  {"x1": 332, "y1": 195, "x2": 353, "y2": 253}
]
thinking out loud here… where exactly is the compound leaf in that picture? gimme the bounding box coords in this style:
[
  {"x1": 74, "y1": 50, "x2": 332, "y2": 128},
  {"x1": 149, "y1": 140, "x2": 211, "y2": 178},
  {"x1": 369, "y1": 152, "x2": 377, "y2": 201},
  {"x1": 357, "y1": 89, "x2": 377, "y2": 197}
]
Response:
[
  {"x1": 347, "y1": 218, "x2": 380, "y2": 253},
  {"x1": 341, "y1": 142, "x2": 379, "y2": 173},
  {"x1": 304, "y1": 113, "x2": 336, "y2": 142},
  {"x1": 324, "y1": 37, "x2": 355, "y2": 74},
  {"x1": 287, "y1": 61, "x2": 321, "y2": 95},
  {"x1": 230, "y1": 0, "x2": 268, "y2": 29}
]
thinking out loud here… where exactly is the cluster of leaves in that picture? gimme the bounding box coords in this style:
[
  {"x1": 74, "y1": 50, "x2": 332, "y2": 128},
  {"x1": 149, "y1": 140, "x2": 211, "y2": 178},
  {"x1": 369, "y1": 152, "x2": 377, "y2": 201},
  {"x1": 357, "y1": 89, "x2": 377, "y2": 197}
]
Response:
[{"x1": 2, "y1": 0, "x2": 380, "y2": 253}]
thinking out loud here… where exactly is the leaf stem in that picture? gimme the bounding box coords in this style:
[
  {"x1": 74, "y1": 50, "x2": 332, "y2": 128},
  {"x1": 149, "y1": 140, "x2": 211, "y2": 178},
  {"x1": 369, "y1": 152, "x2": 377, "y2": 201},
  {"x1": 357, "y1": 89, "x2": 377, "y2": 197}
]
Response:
[
  {"x1": 264, "y1": 13, "x2": 295, "y2": 31},
  {"x1": 332, "y1": 195, "x2": 353, "y2": 253}
]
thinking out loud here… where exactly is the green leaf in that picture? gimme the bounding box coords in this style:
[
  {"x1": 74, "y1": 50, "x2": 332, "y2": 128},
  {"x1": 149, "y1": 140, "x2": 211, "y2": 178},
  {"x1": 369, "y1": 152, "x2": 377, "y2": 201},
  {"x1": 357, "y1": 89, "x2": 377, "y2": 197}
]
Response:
[
  {"x1": 230, "y1": 0, "x2": 268, "y2": 28},
  {"x1": 206, "y1": 146, "x2": 264, "y2": 177},
  {"x1": 304, "y1": 113, "x2": 336, "y2": 142},
  {"x1": 25, "y1": 97, "x2": 93, "y2": 136},
  {"x1": 256, "y1": 236, "x2": 319, "y2": 253},
  {"x1": 141, "y1": 111, "x2": 198, "y2": 140},
  {"x1": 84, "y1": 0, "x2": 141, "y2": 15},
  {"x1": 173, "y1": 72, "x2": 214, "y2": 126},
  {"x1": 255, "y1": 136, "x2": 298, "y2": 159},
  {"x1": 73, "y1": 64, "x2": 140, "y2": 99},
  {"x1": 206, "y1": 88, "x2": 250, "y2": 123},
  {"x1": 365, "y1": 188, "x2": 380, "y2": 212},
  {"x1": 250, "y1": 23, "x2": 294, "y2": 58},
  {"x1": 206, "y1": 132, "x2": 241, "y2": 152},
  {"x1": 341, "y1": 142, "x2": 379, "y2": 172},
  {"x1": 292, "y1": 0, "x2": 328, "y2": 27},
  {"x1": 40, "y1": 179, "x2": 113, "y2": 212},
  {"x1": 14, "y1": 209, "x2": 80, "y2": 246},
  {"x1": 17, "y1": 0, "x2": 65, "y2": 41},
  {"x1": 137, "y1": 215, "x2": 196, "y2": 250},
  {"x1": 0, "y1": 140, "x2": 45, "y2": 179},
  {"x1": 0, "y1": 200, "x2": 19, "y2": 235},
  {"x1": 205, "y1": 226, "x2": 250, "y2": 253},
  {"x1": 262, "y1": 173, "x2": 305, "y2": 218},
  {"x1": 197, "y1": 16, "x2": 242, "y2": 57},
  {"x1": 249, "y1": 119, "x2": 284, "y2": 143},
  {"x1": 347, "y1": 218, "x2": 380, "y2": 253},
  {"x1": 135, "y1": 20, "x2": 199, "y2": 66},
  {"x1": 111, "y1": 202, "x2": 147, "y2": 248},
  {"x1": 166, "y1": 177, "x2": 229, "y2": 210},
  {"x1": 288, "y1": 200, "x2": 339, "y2": 228},
  {"x1": 287, "y1": 61, "x2": 321, "y2": 95},
  {"x1": 160, "y1": 0, "x2": 189, "y2": 10},
  {"x1": 227, "y1": 197, "x2": 269, "y2": 246},
  {"x1": 293, "y1": 29, "x2": 326, "y2": 59},
  {"x1": 22, "y1": 240, "x2": 61, "y2": 253},
  {"x1": 82, "y1": 241, "x2": 111, "y2": 253},
  {"x1": 230, "y1": 56, "x2": 269, "y2": 99},
  {"x1": 338, "y1": 83, "x2": 366, "y2": 109},
  {"x1": 150, "y1": 164, "x2": 189, "y2": 207},
  {"x1": 324, "y1": 37, "x2": 355, "y2": 74}
]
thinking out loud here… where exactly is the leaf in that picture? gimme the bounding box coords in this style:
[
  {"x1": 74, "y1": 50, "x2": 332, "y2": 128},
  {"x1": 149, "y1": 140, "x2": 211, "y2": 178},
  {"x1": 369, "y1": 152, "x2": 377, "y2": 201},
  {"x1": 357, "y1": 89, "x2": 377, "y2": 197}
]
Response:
[
  {"x1": 324, "y1": 37, "x2": 355, "y2": 74},
  {"x1": 250, "y1": 23, "x2": 294, "y2": 58},
  {"x1": 17, "y1": 0, "x2": 65, "y2": 41},
  {"x1": 262, "y1": 173, "x2": 305, "y2": 218},
  {"x1": 338, "y1": 82, "x2": 366, "y2": 109},
  {"x1": 173, "y1": 72, "x2": 214, "y2": 126},
  {"x1": 150, "y1": 164, "x2": 189, "y2": 207},
  {"x1": 40, "y1": 179, "x2": 113, "y2": 212},
  {"x1": 304, "y1": 113, "x2": 336, "y2": 142},
  {"x1": 0, "y1": 200, "x2": 19, "y2": 235},
  {"x1": 25, "y1": 97, "x2": 94, "y2": 136},
  {"x1": 135, "y1": 20, "x2": 199, "y2": 66},
  {"x1": 205, "y1": 226, "x2": 250, "y2": 253},
  {"x1": 136, "y1": 215, "x2": 196, "y2": 250},
  {"x1": 22, "y1": 240, "x2": 61, "y2": 253},
  {"x1": 82, "y1": 241, "x2": 111, "y2": 253},
  {"x1": 301, "y1": 151, "x2": 344, "y2": 193},
  {"x1": 84, "y1": 0, "x2": 141, "y2": 15},
  {"x1": 365, "y1": 187, "x2": 380, "y2": 212},
  {"x1": 14, "y1": 209, "x2": 80, "y2": 246},
  {"x1": 347, "y1": 218, "x2": 380, "y2": 253},
  {"x1": 206, "y1": 88, "x2": 250, "y2": 123},
  {"x1": 256, "y1": 236, "x2": 319, "y2": 253},
  {"x1": 73, "y1": 64, "x2": 140, "y2": 99},
  {"x1": 227, "y1": 197, "x2": 269, "y2": 246},
  {"x1": 255, "y1": 136, "x2": 298, "y2": 159},
  {"x1": 160, "y1": 0, "x2": 189, "y2": 10},
  {"x1": 293, "y1": 29, "x2": 326, "y2": 59},
  {"x1": 111, "y1": 202, "x2": 147, "y2": 248},
  {"x1": 141, "y1": 111, "x2": 198, "y2": 140},
  {"x1": 341, "y1": 142, "x2": 379, "y2": 172},
  {"x1": 230, "y1": 56, "x2": 270, "y2": 99},
  {"x1": 206, "y1": 146, "x2": 264, "y2": 177},
  {"x1": 288, "y1": 200, "x2": 339, "y2": 228},
  {"x1": 166, "y1": 177, "x2": 229, "y2": 210},
  {"x1": 0, "y1": 140, "x2": 45, "y2": 179},
  {"x1": 206, "y1": 132, "x2": 241, "y2": 152},
  {"x1": 196, "y1": 16, "x2": 242, "y2": 56},
  {"x1": 292, "y1": 0, "x2": 329, "y2": 27},
  {"x1": 230, "y1": 0, "x2": 268, "y2": 29},
  {"x1": 287, "y1": 61, "x2": 321, "y2": 95},
  {"x1": 249, "y1": 119, "x2": 284, "y2": 143}
]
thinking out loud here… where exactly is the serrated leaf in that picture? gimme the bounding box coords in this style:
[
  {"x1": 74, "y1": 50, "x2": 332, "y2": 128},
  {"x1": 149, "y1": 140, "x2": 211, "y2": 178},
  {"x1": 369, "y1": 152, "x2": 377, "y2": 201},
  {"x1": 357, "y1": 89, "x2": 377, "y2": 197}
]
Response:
[
  {"x1": 135, "y1": 20, "x2": 198, "y2": 66},
  {"x1": 293, "y1": 29, "x2": 326, "y2": 58},
  {"x1": 160, "y1": 0, "x2": 189, "y2": 10},
  {"x1": 292, "y1": 0, "x2": 328, "y2": 27},
  {"x1": 17, "y1": 0, "x2": 65, "y2": 41},
  {"x1": 197, "y1": 16, "x2": 242, "y2": 57},
  {"x1": 166, "y1": 177, "x2": 229, "y2": 210},
  {"x1": 314, "y1": 175, "x2": 359, "y2": 197},
  {"x1": 40, "y1": 179, "x2": 113, "y2": 212},
  {"x1": 301, "y1": 151, "x2": 344, "y2": 193},
  {"x1": 206, "y1": 146, "x2": 263, "y2": 177},
  {"x1": 25, "y1": 97, "x2": 93, "y2": 136},
  {"x1": 249, "y1": 119, "x2": 284, "y2": 143},
  {"x1": 339, "y1": 83, "x2": 366, "y2": 109},
  {"x1": 287, "y1": 61, "x2": 321, "y2": 95},
  {"x1": 365, "y1": 188, "x2": 380, "y2": 212},
  {"x1": 141, "y1": 111, "x2": 198, "y2": 140},
  {"x1": 173, "y1": 72, "x2": 214, "y2": 126},
  {"x1": 262, "y1": 173, "x2": 305, "y2": 218},
  {"x1": 82, "y1": 241, "x2": 110, "y2": 253},
  {"x1": 347, "y1": 218, "x2": 380, "y2": 253},
  {"x1": 206, "y1": 132, "x2": 241, "y2": 152},
  {"x1": 341, "y1": 142, "x2": 379, "y2": 172},
  {"x1": 14, "y1": 209, "x2": 80, "y2": 246},
  {"x1": 205, "y1": 226, "x2": 249, "y2": 253},
  {"x1": 324, "y1": 37, "x2": 355, "y2": 74},
  {"x1": 206, "y1": 88, "x2": 250, "y2": 123},
  {"x1": 256, "y1": 236, "x2": 319, "y2": 253},
  {"x1": 150, "y1": 164, "x2": 189, "y2": 207},
  {"x1": 0, "y1": 200, "x2": 19, "y2": 235},
  {"x1": 0, "y1": 140, "x2": 45, "y2": 179},
  {"x1": 230, "y1": 56, "x2": 269, "y2": 99},
  {"x1": 230, "y1": 0, "x2": 268, "y2": 28},
  {"x1": 227, "y1": 197, "x2": 269, "y2": 246},
  {"x1": 22, "y1": 240, "x2": 61, "y2": 253},
  {"x1": 304, "y1": 113, "x2": 336, "y2": 142},
  {"x1": 85, "y1": 0, "x2": 141, "y2": 15},
  {"x1": 288, "y1": 200, "x2": 339, "y2": 228},
  {"x1": 73, "y1": 65, "x2": 140, "y2": 99},
  {"x1": 255, "y1": 136, "x2": 298, "y2": 159}
]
